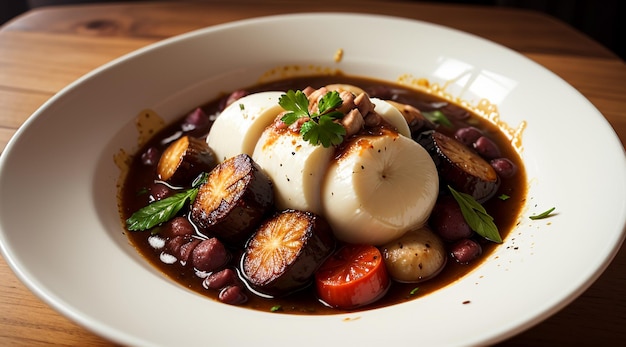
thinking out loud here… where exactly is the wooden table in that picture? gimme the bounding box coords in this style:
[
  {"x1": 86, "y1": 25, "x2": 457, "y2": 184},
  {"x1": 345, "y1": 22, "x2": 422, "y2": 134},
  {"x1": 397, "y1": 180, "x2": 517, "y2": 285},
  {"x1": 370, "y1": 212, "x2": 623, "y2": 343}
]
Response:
[{"x1": 1, "y1": 1, "x2": 624, "y2": 345}]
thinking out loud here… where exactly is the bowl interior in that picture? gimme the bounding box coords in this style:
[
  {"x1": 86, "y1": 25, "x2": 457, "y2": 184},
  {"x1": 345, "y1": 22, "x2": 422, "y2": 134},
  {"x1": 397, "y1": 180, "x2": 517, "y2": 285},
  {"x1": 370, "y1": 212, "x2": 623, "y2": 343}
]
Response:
[{"x1": 1, "y1": 13, "x2": 624, "y2": 347}]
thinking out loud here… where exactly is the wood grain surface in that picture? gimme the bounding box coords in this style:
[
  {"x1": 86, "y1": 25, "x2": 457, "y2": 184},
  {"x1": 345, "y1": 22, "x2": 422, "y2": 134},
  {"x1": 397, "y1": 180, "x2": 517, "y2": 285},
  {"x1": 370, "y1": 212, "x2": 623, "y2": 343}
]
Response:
[{"x1": 0, "y1": 1, "x2": 624, "y2": 346}]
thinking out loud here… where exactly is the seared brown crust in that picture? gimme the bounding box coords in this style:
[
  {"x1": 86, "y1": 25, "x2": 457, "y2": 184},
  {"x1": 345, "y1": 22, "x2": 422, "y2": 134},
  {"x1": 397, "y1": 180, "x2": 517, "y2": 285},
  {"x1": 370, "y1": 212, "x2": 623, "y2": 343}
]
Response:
[
  {"x1": 241, "y1": 209, "x2": 335, "y2": 297},
  {"x1": 157, "y1": 135, "x2": 217, "y2": 186},
  {"x1": 190, "y1": 154, "x2": 274, "y2": 245},
  {"x1": 419, "y1": 130, "x2": 500, "y2": 202}
]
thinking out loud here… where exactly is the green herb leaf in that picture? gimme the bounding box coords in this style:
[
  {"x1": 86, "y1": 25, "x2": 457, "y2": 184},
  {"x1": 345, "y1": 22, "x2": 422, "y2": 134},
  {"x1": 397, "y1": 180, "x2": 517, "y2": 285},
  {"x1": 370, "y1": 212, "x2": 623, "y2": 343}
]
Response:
[
  {"x1": 422, "y1": 110, "x2": 453, "y2": 128},
  {"x1": 278, "y1": 89, "x2": 346, "y2": 148},
  {"x1": 136, "y1": 187, "x2": 149, "y2": 196},
  {"x1": 448, "y1": 185, "x2": 502, "y2": 243},
  {"x1": 324, "y1": 110, "x2": 345, "y2": 120},
  {"x1": 498, "y1": 194, "x2": 510, "y2": 201},
  {"x1": 279, "y1": 90, "x2": 310, "y2": 125},
  {"x1": 270, "y1": 305, "x2": 282, "y2": 312},
  {"x1": 280, "y1": 112, "x2": 301, "y2": 126},
  {"x1": 191, "y1": 172, "x2": 209, "y2": 187},
  {"x1": 301, "y1": 115, "x2": 346, "y2": 147},
  {"x1": 409, "y1": 287, "x2": 420, "y2": 296},
  {"x1": 125, "y1": 189, "x2": 197, "y2": 231},
  {"x1": 529, "y1": 207, "x2": 556, "y2": 220},
  {"x1": 318, "y1": 90, "x2": 343, "y2": 114},
  {"x1": 125, "y1": 172, "x2": 208, "y2": 232}
]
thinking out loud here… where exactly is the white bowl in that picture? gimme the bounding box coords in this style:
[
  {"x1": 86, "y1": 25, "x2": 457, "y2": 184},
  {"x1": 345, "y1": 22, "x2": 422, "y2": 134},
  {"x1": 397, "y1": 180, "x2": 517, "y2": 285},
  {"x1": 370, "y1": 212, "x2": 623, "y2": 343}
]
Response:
[{"x1": 1, "y1": 13, "x2": 625, "y2": 347}]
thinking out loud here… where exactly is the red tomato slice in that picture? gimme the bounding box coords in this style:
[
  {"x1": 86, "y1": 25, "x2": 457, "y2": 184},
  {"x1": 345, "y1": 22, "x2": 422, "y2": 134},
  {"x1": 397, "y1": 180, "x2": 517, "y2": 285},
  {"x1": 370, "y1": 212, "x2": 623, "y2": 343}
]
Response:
[{"x1": 315, "y1": 244, "x2": 390, "y2": 309}]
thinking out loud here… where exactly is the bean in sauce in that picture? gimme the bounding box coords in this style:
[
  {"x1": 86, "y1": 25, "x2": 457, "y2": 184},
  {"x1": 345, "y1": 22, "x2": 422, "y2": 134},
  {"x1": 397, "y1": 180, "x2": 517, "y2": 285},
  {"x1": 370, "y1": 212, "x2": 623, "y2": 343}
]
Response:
[{"x1": 119, "y1": 75, "x2": 526, "y2": 314}]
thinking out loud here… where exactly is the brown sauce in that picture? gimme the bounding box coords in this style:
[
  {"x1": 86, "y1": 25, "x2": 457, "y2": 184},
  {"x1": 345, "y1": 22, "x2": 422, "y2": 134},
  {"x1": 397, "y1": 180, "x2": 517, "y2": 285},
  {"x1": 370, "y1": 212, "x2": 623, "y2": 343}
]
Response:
[{"x1": 119, "y1": 74, "x2": 527, "y2": 315}]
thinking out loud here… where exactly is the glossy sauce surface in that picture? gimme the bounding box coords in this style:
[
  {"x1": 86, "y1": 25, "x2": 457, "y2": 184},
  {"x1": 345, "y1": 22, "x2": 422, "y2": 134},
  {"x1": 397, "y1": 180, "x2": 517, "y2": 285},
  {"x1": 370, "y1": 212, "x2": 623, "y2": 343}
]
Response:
[{"x1": 120, "y1": 75, "x2": 527, "y2": 314}]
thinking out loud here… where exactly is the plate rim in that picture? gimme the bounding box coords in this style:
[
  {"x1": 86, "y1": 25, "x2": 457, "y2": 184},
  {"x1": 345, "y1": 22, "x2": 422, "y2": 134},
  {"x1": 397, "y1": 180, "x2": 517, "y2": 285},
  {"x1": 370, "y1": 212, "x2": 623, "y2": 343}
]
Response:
[{"x1": 1, "y1": 12, "x2": 625, "y2": 347}]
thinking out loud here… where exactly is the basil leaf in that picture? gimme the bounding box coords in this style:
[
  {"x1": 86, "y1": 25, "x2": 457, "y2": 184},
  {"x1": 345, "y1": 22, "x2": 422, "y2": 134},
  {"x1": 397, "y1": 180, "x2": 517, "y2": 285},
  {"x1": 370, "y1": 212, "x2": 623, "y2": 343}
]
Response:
[
  {"x1": 448, "y1": 185, "x2": 502, "y2": 243},
  {"x1": 126, "y1": 172, "x2": 208, "y2": 232},
  {"x1": 191, "y1": 172, "x2": 209, "y2": 187},
  {"x1": 126, "y1": 189, "x2": 197, "y2": 231},
  {"x1": 422, "y1": 110, "x2": 453, "y2": 128}
]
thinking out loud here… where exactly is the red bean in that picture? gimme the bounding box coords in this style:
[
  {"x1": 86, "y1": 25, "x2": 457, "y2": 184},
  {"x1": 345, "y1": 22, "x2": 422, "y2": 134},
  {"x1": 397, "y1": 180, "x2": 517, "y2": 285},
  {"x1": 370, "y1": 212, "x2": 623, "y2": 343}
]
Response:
[
  {"x1": 181, "y1": 108, "x2": 211, "y2": 136},
  {"x1": 441, "y1": 103, "x2": 470, "y2": 120},
  {"x1": 490, "y1": 158, "x2": 518, "y2": 178},
  {"x1": 220, "y1": 89, "x2": 248, "y2": 110},
  {"x1": 454, "y1": 127, "x2": 483, "y2": 147},
  {"x1": 450, "y1": 239, "x2": 482, "y2": 264},
  {"x1": 167, "y1": 216, "x2": 195, "y2": 237},
  {"x1": 218, "y1": 285, "x2": 247, "y2": 305},
  {"x1": 165, "y1": 235, "x2": 197, "y2": 261},
  {"x1": 429, "y1": 195, "x2": 473, "y2": 242},
  {"x1": 191, "y1": 238, "x2": 230, "y2": 272},
  {"x1": 473, "y1": 136, "x2": 501, "y2": 159},
  {"x1": 149, "y1": 182, "x2": 172, "y2": 201},
  {"x1": 179, "y1": 238, "x2": 201, "y2": 263},
  {"x1": 204, "y1": 268, "x2": 237, "y2": 290},
  {"x1": 141, "y1": 147, "x2": 160, "y2": 166}
]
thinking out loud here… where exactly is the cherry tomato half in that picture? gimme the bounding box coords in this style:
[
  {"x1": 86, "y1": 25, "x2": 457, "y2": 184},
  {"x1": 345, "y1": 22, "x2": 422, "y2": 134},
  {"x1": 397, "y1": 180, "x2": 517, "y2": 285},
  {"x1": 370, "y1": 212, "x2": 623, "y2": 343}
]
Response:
[{"x1": 315, "y1": 244, "x2": 390, "y2": 309}]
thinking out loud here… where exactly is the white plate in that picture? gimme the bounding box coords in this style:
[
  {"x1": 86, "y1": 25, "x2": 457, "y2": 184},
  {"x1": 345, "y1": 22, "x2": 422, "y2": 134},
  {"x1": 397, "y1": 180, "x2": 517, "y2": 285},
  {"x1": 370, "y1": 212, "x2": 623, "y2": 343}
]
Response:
[{"x1": 1, "y1": 13, "x2": 625, "y2": 347}]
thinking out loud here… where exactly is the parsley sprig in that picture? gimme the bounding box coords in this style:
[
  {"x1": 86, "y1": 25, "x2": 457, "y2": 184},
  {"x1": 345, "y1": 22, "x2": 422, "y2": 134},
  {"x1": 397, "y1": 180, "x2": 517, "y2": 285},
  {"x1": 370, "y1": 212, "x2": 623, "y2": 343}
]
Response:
[
  {"x1": 279, "y1": 90, "x2": 346, "y2": 147},
  {"x1": 448, "y1": 185, "x2": 502, "y2": 243},
  {"x1": 125, "y1": 172, "x2": 208, "y2": 232}
]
